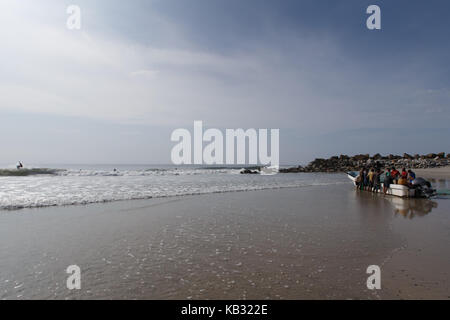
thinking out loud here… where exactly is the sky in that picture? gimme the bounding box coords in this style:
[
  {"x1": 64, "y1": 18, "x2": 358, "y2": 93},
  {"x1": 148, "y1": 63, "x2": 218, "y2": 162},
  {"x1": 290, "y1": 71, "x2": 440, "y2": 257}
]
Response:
[{"x1": 0, "y1": 0, "x2": 449, "y2": 165}]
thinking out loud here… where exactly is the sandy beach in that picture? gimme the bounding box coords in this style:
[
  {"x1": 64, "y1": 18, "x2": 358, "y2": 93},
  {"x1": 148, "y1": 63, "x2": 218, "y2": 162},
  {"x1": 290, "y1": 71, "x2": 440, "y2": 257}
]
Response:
[
  {"x1": 413, "y1": 166, "x2": 450, "y2": 180},
  {"x1": 0, "y1": 178, "x2": 448, "y2": 300}
]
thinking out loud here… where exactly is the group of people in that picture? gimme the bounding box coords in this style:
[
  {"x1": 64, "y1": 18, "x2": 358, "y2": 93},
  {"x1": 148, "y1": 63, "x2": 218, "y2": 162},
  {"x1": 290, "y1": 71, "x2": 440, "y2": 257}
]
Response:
[{"x1": 356, "y1": 167, "x2": 416, "y2": 194}]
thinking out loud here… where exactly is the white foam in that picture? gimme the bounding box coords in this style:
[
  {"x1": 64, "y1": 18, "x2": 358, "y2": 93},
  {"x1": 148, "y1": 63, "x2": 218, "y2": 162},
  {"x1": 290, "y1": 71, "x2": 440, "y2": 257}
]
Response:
[{"x1": 0, "y1": 168, "x2": 347, "y2": 210}]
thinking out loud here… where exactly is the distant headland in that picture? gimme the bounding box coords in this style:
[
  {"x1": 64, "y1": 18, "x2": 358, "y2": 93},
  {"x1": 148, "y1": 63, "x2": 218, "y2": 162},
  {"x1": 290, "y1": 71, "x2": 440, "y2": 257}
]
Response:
[{"x1": 280, "y1": 152, "x2": 450, "y2": 173}]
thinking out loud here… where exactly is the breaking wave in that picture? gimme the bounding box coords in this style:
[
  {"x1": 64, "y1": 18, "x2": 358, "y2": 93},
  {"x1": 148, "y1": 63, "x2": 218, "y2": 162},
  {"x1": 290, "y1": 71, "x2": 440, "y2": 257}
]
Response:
[{"x1": 0, "y1": 166, "x2": 348, "y2": 211}]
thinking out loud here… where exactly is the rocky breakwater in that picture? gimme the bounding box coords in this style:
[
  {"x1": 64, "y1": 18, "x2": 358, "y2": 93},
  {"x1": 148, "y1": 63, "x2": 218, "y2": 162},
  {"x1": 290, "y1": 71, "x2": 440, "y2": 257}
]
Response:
[{"x1": 280, "y1": 152, "x2": 450, "y2": 173}]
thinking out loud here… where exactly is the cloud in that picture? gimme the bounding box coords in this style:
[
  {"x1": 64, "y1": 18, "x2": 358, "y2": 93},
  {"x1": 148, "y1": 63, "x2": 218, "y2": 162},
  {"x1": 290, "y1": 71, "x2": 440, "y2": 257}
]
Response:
[
  {"x1": 0, "y1": 1, "x2": 339, "y2": 130},
  {"x1": 129, "y1": 70, "x2": 159, "y2": 78},
  {"x1": 3, "y1": 0, "x2": 447, "y2": 132},
  {"x1": 0, "y1": 0, "x2": 449, "y2": 164}
]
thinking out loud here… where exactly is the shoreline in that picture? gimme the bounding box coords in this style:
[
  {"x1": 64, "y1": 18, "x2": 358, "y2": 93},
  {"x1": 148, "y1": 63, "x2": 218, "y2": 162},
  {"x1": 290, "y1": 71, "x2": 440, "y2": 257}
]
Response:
[
  {"x1": 0, "y1": 175, "x2": 348, "y2": 212},
  {"x1": 0, "y1": 167, "x2": 446, "y2": 213}
]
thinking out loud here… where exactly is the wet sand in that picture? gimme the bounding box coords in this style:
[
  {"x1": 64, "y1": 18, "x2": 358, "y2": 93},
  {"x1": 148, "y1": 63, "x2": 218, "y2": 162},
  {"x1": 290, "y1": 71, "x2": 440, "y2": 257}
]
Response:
[
  {"x1": 414, "y1": 166, "x2": 450, "y2": 180},
  {"x1": 0, "y1": 181, "x2": 449, "y2": 299}
]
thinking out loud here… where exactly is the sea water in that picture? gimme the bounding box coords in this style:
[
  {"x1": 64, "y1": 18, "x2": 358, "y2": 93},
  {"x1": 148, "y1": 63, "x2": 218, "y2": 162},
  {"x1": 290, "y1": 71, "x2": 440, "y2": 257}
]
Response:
[{"x1": 0, "y1": 164, "x2": 347, "y2": 210}]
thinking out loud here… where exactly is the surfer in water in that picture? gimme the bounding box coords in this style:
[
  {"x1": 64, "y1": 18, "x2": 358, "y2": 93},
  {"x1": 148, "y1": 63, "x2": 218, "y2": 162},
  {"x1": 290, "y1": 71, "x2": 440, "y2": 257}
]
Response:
[{"x1": 16, "y1": 161, "x2": 23, "y2": 170}]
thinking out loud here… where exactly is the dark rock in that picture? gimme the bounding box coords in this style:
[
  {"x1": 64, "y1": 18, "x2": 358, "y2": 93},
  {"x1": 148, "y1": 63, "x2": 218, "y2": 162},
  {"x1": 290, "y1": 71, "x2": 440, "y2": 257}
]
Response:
[
  {"x1": 353, "y1": 154, "x2": 370, "y2": 161},
  {"x1": 279, "y1": 166, "x2": 304, "y2": 173},
  {"x1": 240, "y1": 168, "x2": 259, "y2": 174},
  {"x1": 372, "y1": 153, "x2": 382, "y2": 160},
  {"x1": 278, "y1": 152, "x2": 449, "y2": 173},
  {"x1": 403, "y1": 153, "x2": 413, "y2": 159}
]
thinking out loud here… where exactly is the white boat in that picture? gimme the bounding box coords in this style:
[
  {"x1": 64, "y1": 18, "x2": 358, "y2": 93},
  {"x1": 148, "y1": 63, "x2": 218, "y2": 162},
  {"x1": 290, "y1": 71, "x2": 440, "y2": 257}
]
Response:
[{"x1": 347, "y1": 171, "x2": 416, "y2": 198}]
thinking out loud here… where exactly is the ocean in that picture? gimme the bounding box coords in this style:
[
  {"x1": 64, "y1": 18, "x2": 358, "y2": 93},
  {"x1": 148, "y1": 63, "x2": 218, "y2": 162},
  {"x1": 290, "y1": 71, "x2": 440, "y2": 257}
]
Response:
[{"x1": 0, "y1": 164, "x2": 347, "y2": 210}]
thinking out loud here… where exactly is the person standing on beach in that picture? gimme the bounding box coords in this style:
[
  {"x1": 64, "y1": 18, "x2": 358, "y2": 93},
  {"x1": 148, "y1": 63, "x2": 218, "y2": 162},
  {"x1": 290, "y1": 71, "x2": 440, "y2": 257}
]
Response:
[
  {"x1": 383, "y1": 171, "x2": 392, "y2": 194},
  {"x1": 373, "y1": 169, "x2": 382, "y2": 193},
  {"x1": 361, "y1": 169, "x2": 368, "y2": 190},
  {"x1": 401, "y1": 168, "x2": 407, "y2": 178},
  {"x1": 356, "y1": 169, "x2": 363, "y2": 189},
  {"x1": 367, "y1": 168, "x2": 375, "y2": 192},
  {"x1": 366, "y1": 169, "x2": 370, "y2": 191},
  {"x1": 391, "y1": 167, "x2": 399, "y2": 184}
]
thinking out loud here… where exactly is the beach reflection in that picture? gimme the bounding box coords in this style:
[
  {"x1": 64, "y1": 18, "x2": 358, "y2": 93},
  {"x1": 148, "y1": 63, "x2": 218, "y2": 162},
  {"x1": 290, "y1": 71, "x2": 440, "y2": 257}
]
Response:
[
  {"x1": 353, "y1": 189, "x2": 438, "y2": 219},
  {"x1": 428, "y1": 178, "x2": 449, "y2": 187},
  {"x1": 387, "y1": 197, "x2": 438, "y2": 219}
]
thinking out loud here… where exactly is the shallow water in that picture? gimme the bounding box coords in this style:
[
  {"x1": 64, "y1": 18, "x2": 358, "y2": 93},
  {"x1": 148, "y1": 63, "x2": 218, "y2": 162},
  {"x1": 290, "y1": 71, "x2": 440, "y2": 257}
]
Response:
[
  {"x1": 0, "y1": 179, "x2": 448, "y2": 299},
  {"x1": 0, "y1": 166, "x2": 346, "y2": 210}
]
